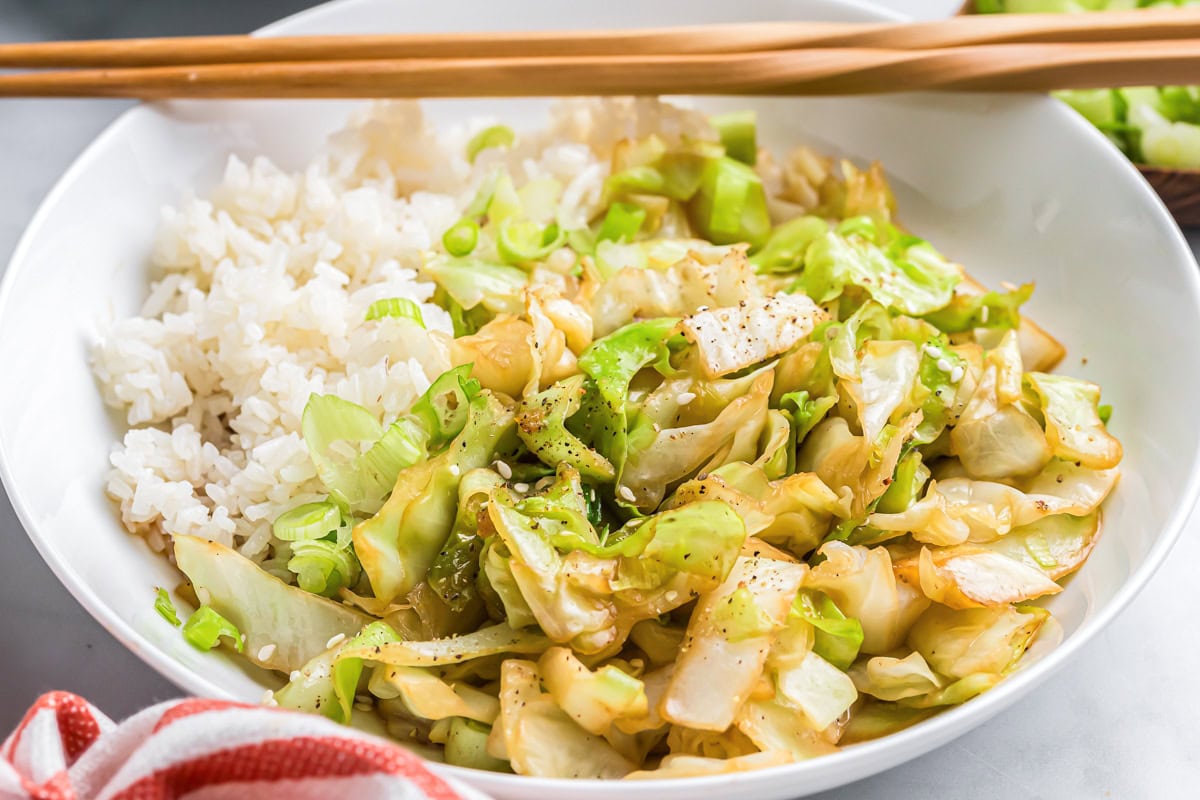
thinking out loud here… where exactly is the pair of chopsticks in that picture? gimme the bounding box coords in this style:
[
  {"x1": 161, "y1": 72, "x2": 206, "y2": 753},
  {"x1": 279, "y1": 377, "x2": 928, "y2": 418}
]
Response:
[{"x1": 3, "y1": 8, "x2": 1200, "y2": 99}]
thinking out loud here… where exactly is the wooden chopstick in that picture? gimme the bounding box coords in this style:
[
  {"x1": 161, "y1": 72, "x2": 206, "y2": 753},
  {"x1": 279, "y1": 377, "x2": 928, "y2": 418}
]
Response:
[
  {"x1": 2, "y1": 39, "x2": 1199, "y2": 99},
  {"x1": 2, "y1": 8, "x2": 1200, "y2": 68}
]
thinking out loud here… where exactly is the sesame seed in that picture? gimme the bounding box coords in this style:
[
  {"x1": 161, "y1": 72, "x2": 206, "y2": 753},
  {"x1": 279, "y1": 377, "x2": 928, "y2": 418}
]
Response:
[
  {"x1": 514, "y1": 482, "x2": 530, "y2": 493},
  {"x1": 196, "y1": 587, "x2": 212, "y2": 605},
  {"x1": 354, "y1": 701, "x2": 373, "y2": 712},
  {"x1": 980, "y1": 305, "x2": 990, "y2": 323},
  {"x1": 289, "y1": 670, "x2": 302, "y2": 682},
  {"x1": 676, "y1": 392, "x2": 697, "y2": 404},
  {"x1": 261, "y1": 689, "x2": 277, "y2": 707},
  {"x1": 936, "y1": 358, "x2": 953, "y2": 374},
  {"x1": 950, "y1": 365, "x2": 965, "y2": 383},
  {"x1": 257, "y1": 643, "x2": 276, "y2": 662},
  {"x1": 697, "y1": 305, "x2": 709, "y2": 312},
  {"x1": 355, "y1": 693, "x2": 372, "y2": 704},
  {"x1": 326, "y1": 633, "x2": 346, "y2": 649},
  {"x1": 922, "y1": 344, "x2": 942, "y2": 359},
  {"x1": 494, "y1": 460, "x2": 513, "y2": 479},
  {"x1": 618, "y1": 486, "x2": 636, "y2": 503},
  {"x1": 449, "y1": 464, "x2": 461, "y2": 477}
]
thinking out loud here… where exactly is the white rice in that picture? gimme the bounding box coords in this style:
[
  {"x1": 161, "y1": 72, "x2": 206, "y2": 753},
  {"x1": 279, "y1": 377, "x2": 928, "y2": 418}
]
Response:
[{"x1": 94, "y1": 98, "x2": 713, "y2": 562}]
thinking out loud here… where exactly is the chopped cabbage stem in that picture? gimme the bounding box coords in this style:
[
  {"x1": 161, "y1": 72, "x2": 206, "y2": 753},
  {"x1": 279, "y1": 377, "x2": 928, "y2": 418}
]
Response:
[
  {"x1": 442, "y1": 220, "x2": 480, "y2": 258},
  {"x1": 711, "y1": 109, "x2": 758, "y2": 166},
  {"x1": 597, "y1": 202, "x2": 647, "y2": 243}
]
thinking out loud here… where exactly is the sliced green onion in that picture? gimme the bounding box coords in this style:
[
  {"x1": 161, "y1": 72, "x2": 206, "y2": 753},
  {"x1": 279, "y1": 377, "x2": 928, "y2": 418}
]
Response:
[
  {"x1": 566, "y1": 228, "x2": 596, "y2": 257},
  {"x1": 496, "y1": 219, "x2": 540, "y2": 262},
  {"x1": 365, "y1": 297, "x2": 426, "y2": 326},
  {"x1": 466, "y1": 124, "x2": 515, "y2": 162},
  {"x1": 1098, "y1": 404, "x2": 1113, "y2": 425},
  {"x1": 288, "y1": 538, "x2": 361, "y2": 597},
  {"x1": 1024, "y1": 532, "x2": 1058, "y2": 570},
  {"x1": 596, "y1": 202, "x2": 647, "y2": 243},
  {"x1": 542, "y1": 219, "x2": 564, "y2": 247},
  {"x1": 711, "y1": 110, "x2": 758, "y2": 165},
  {"x1": 332, "y1": 517, "x2": 354, "y2": 549},
  {"x1": 273, "y1": 501, "x2": 342, "y2": 542},
  {"x1": 496, "y1": 218, "x2": 565, "y2": 264},
  {"x1": 709, "y1": 161, "x2": 752, "y2": 236},
  {"x1": 442, "y1": 219, "x2": 480, "y2": 257},
  {"x1": 1140, "y1": 121, "x2": 1200, "y2": 169},
  {"x1": 464, "y1": 171, "x2": 500, "y2": 219},
  {"x1": 604, "y1": 166, "x2": 666, "y2": 200},
  {"x1": 688, "y1": 156, "x2": 771, "y2": 248},
  {"x1": 410, "y1": 364, "x2": 481, "y2": 447},
  {"x1": 154, "y1": 588, "x2": 180, "y2": 627},
  {"x1": 445, "y1": 718, "x2": 510, "y2": 772},
  {"x1": 182, "y1": 606, "x2": 244, "y2": 653}
]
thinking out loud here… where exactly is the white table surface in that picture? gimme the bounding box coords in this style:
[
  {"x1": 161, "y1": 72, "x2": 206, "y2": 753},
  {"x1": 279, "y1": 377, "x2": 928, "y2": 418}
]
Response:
[{"x1": 2, "y1": 0, "x2": 1198, "y2": 797}]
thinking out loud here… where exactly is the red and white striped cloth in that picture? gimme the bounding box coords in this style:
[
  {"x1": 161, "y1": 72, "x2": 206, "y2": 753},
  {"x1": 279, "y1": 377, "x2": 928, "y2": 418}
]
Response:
[{"x1": 0, "y1": 693, "x2": 493, "y2": 800}]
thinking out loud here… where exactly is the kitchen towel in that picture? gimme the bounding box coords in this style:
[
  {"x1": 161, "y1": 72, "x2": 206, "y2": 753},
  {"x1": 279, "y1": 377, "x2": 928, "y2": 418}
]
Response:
[{"x1": 1, "y1": 692, "x2": 491, "y2": 800}]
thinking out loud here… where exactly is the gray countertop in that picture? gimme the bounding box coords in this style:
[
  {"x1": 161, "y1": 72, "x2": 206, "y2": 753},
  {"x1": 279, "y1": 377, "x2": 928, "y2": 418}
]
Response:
[{"x1": 1, "y1": 1, "x2": 1198, "y2": 797}]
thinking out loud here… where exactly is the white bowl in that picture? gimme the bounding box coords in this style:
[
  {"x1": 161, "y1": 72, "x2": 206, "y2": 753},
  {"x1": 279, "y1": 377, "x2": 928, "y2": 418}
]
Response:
[{"x1": 2, "y1": 0, "x2": 1199, "y2": 797}]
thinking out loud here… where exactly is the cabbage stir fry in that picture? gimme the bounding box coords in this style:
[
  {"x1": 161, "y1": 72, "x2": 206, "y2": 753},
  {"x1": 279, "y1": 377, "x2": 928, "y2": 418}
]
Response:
[{"x1": 164, "y1": 111, "x2": 1122, "y2": 779}]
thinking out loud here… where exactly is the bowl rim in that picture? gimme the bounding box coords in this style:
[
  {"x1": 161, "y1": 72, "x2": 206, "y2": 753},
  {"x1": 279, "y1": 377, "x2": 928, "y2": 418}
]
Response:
[{"x1": 2, "y1": 0, "x2": 1199, "y2": 795}]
